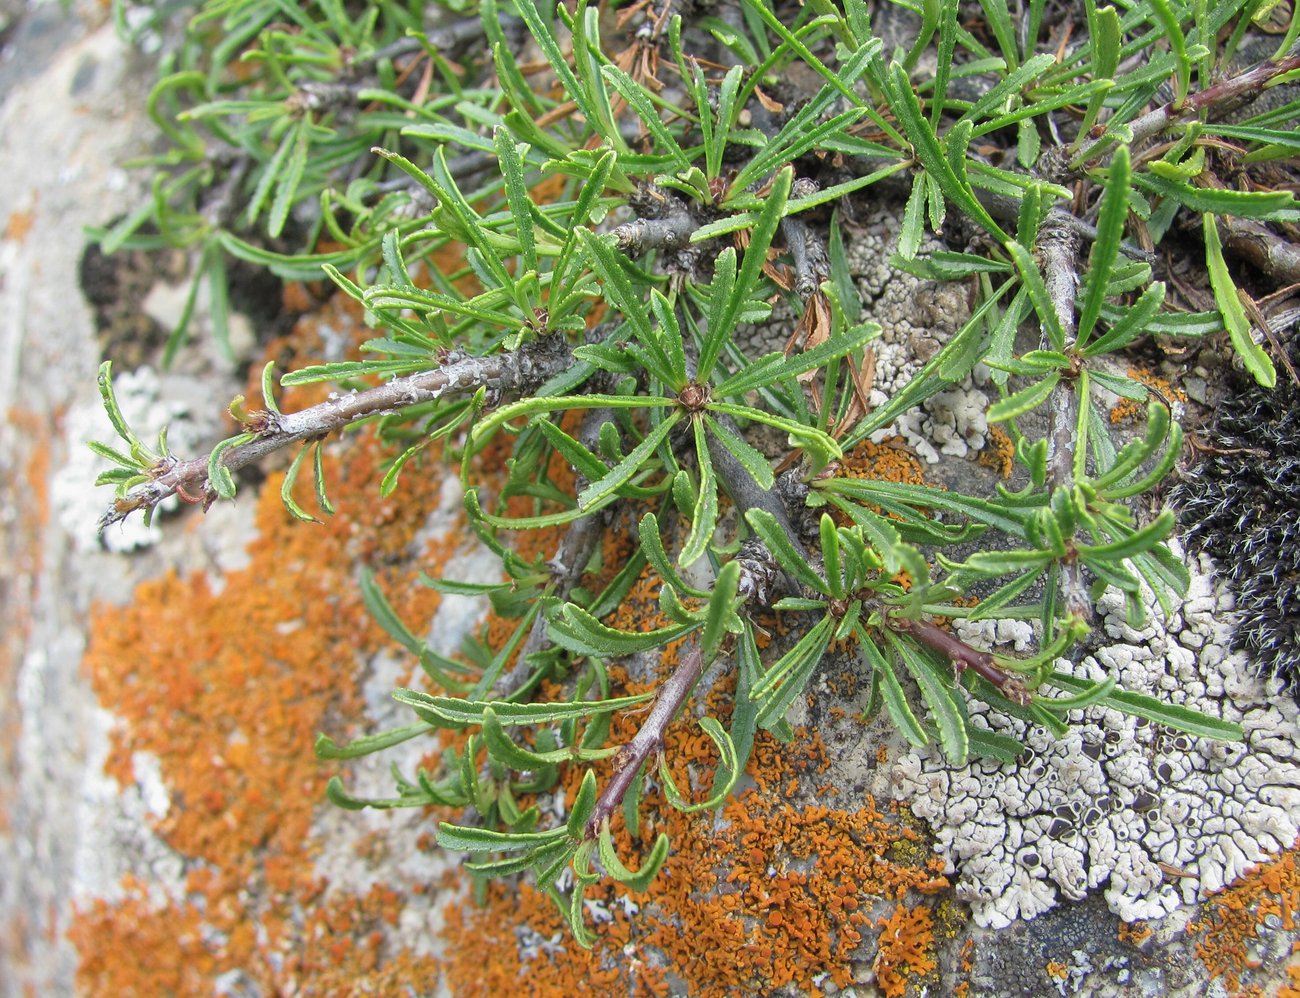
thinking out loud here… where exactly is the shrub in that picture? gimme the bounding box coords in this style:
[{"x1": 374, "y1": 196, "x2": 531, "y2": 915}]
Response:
[{"x1": 94, "y1": 0, "x2": 1300, "y2": 941}]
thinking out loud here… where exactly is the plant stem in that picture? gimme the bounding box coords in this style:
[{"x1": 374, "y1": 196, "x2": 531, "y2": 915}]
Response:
[
  {"x1": 1038, "y1": 215, "x2": 1093, "y2": 626},
  {"x1": 100, "y1": 335, "x2": 574, "y2": 530},
  {"x1": 884, "y1": 614, "x2": 1032, "y2": 705},
  {"x1": 586, "y1": 641, "x2": 705, "y2": 839},
  {"x1": 613, "y1": 208, "x2": 699, "y2": 256},
  {"x1": 1075, "y1": 52, "x2": 1300, "y2": 165}
]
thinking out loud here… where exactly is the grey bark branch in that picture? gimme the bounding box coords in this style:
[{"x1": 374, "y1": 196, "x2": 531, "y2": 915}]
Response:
[
  {"x1": 99, "y1": 334, "x2": 575, "y2": 531},
  {"x1": 1038, "y1": 217, "x2": 1094, "y2": 626},
  {"x1": 612, "y1": 210, "x2": 700, "y2": 257}
]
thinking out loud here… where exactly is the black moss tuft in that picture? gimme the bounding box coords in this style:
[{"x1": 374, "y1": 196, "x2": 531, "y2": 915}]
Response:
[{"x1": 1170, "y1": 341, "x2": 1300, "y2": 692}]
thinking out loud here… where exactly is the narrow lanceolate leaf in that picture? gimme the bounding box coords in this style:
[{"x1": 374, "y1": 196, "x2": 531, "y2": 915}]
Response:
[
  {"x1": 1077, "y1": 145, "x2": 1130, "y2": 348},
  {"x1": 891, "y1": 634, "x2": 968, "y2": 765},
  {"x1": 1077, "y1": 510, "x2": 1175, "y2": 560},
  {"x1": 986, "y1": 374, "x2": 1060, "y2": 423},
  {"x1": 701, "y1": 560, "x2": 741, "y2": 664},
  {"x1": 752, "y1": 615, "x2": 835, "y2": 727},
  {"x1": 576, "y1": 227, "x2": 655, "y2": 344},
  {"x1": 598, "y1": 822, "x2": 669, "y2": 892},
  {"x1": 1204, "y1": 215, "x2": 1275, "y2": 388},
  {"x1": 745, "y1": 508, "x2": 826, "y2": 593},
  {"x1": 639, "y1": 512, "x2": 708, "y2": 598},
  {"x1": 679, "y1": 418, "x2": 719, "y2": 567},
  {"x1": 706, "y1": 168, "x2": 792, "y2": 370},
  {"x1": 393, "y1": 687, "x2": 654, "y2": 725},
  {"x1": 660, "y1": 716, "x2": 739, "y2": 812},
  {"x1": 578, "y1": 411, "x2": 680, "y2": 509},
  {"x1": 437, "y1": 822, "x2": 568, "y2": 854},
  {"x1": 549, "y1": 603, "x2": 697, "y2": 658},
  {"x1": 314, "y1": 723, "x2": 433, "y2": 760},
  {"x1": 494, "y1": 126, "x2": 537, "y2": 272},
  {"x1": 207, "y1": 433, "x2": 253, "y2": 500},
  {"x1": 1005, "y1": 242, "x2": 1066, "y2": 351},
  {"x1": 704, "y1": 415, "x2": 775, "y2": 491},
  {"x1": 861, "y1": 633, "x2": 927, "y2": 747},
  {"x1": 1046, "y1": 672, "x2": 1243, "y2": 740}
]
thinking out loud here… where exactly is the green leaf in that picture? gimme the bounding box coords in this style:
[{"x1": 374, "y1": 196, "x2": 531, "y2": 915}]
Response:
[
  {"x1": 207, "y1": 433, "x2": 253, "y2": 501},
  {"x1": 745, "y1": 508, "x2": 826, "y2": 593},
  {"x1": 707, "y1": 168, "x2": 792, "y2": 375},
  {"x1": 598, "y1": 822, "x2": 668, "y2": 892},
  {"x1": 601, "y1": 64, "x2": 691, "y2": 171},
  {"x1": 578, "y1": 411, "x2": 681, "y2": 509},
  {"x1": 704, "y1": 415, "x2": 775, "y2": 491},
  {"x1": 861, "y1": 635, "x2": 927, "y2": 747},
  {"x1": 715, "y1": 321, "x2": 880, "y2": 397},
  {"x1": 494, "y1": 126, "x2": 537, "y2": 273},
  {"x1": 1077, "y1": 145, "x2": 1130, "y2": 347},
  {"x1": 701, "y1": 560, "x2": 741, "y2": 664},
  {"x1": 659, "y1": 716, "x2": 739, "y2": 813},
  {"x1": 394, "y1": 688, "x2": 654, "y2": 725},
  {"x1": 987, "y1": 374, "x2": 1060, "y2": 423},
  {"x1": 890, "y1": 633, "x2": 968, "y2": 766},
  {"x1": 567, "y1": 769, "x2": 598, "y2": 839},
  {"x1": 885, "y1": 62, "x2": 1007, "y2": 241},
  {"x1": 679, "y1": 418, "x2": 719, "y2": 568},
  {"x1": 1078, "y1": 510, "x2": 1175, "y2": 560},
  {"x1": 1005, "y1": 241, "x2": 1066, "y2": 351},
  {"x1": 753, "y1": 616, "x2": 835, "y2": 728},
  {"x1": 314, "y1": 723, "x2": 433, "y2": 760},
  {"x1": 549, "y1": 602, "x2": 697, "y2": 657},
  {"x1": 639, "y1": 511, "x2": 708, "y2": 598},
  {"x1": 1204, "y1": 215, "x2": 1275, "y2": 387},
  {"x1": 966, "y1": 726, "x2": 1024, "y2": 764},
  {"x1": 437, "y1": 822, "x2": 568, "y2": 854},
  {"x1": 1046, "y1": 671, "x2": 1243, "y2": 740},
  {"x1": 1081, "y1": 282, "x2": 1166, "y2": 357},
  {"x1": 1139, "y1": 175, "x2": 1298, "y2": 220}
]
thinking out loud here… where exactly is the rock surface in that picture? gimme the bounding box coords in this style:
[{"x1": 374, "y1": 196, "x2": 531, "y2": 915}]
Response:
[{"x1": 1, "y1": 5, "x2": 1298, "y2": 997}]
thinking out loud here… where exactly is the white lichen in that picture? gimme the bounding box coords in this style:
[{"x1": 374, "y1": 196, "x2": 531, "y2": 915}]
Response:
[{"x1": 880, "y1": 547, "x2": 1300, "y2": 928}]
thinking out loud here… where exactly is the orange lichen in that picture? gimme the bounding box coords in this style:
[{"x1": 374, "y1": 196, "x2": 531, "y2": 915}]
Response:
[
  {"x1": 70, "y1": 300, "x2": 460, "y2": 994},
  {"x1": 873, "y1": 905, "x2": 938, "y2": 997},
  {"x1": 1189, "y1": 839, "x2": 1300, "y2": 994},
  {"x1": 979, "y1": 424, "x2": 1015, "y2": 479},
  {"x1": 1118, "y1": 919, "x2": 1152, "y2": 946},
  {"x1": 839, "y1": 437, "x2": 928, "y2": 486},
  {"x1": 2, "y1": 204, "x2": 35, "y2": 243},
  {"x1": 1109, "y1": 367, "x2": 1187, "y2": 424},
  {"x1": 1046, "y1": 959, "x2": 1069, "y2": 980}
]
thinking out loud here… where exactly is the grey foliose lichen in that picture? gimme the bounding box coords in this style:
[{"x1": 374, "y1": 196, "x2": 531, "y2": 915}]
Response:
[{"x1": 881, "y1": 546, "x2": 1300, "y2": 929}]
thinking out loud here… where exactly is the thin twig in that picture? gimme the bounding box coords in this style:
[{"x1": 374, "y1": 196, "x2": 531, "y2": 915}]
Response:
[
  {"x1": 885, "y1": 614, "x2": 1031, "y2": 705},
  {"x1": 100, "y1": 335, "x2": 575, "y2": 530},
  {"x1": 586, "y1": 641, "x2": 705, "y2": 838}
]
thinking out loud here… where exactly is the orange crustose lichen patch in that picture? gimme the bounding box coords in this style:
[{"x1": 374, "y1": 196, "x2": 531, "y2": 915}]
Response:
[
  {"x1": 979, "y1": 424, "x2": 1015, "y2": 479},
  {"x1": 874, "y1": 905, "x2": 939, "y2": 997},
  {"x1": 437, "y1": 655, "x2": 948, "y2": 998},
  {"x1": 70, "y1": 299, "x2": 459, "y2": 992},
  {"x1": 1109, "y1": 367, "x2": 1187, "y2": 425},
  {"x1": 1188, "y1": 839, "x2": 1300, "y2": 994},
  {"x1": 838, "y1": 437, "x2": 928, "y2": 486}
]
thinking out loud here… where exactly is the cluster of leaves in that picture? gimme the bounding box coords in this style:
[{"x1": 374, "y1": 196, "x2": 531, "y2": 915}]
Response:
[{"x1": 95, "y1": 0, "x2": 1300, "y2": 941}]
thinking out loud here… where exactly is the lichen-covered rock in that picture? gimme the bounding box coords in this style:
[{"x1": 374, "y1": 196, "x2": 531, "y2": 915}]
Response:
[{"x1": 882, "y1": 547, "x2": 1300, "y2": 928}]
